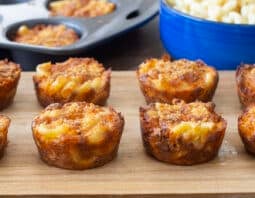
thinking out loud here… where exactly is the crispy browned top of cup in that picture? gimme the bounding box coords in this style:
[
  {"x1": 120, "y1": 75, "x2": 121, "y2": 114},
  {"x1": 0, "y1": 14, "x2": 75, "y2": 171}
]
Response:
[
  {"x1": 239, "y1": 105, "x2": 255, "y2": 139},
  {"x1": 13, "y1": 24, "x2": 79, "y2": 47},
  {"x1": 32, "y1": 102, "x2": 123, "y2": 143},
  {"x1": 137, "y1": 56, "x2": 218, "y2": 94},
  {"x1": 0, "y1": 59, "x2": 21, "y2": 87},
  {"x1": 236, "y1": 64, "x2": 255, "y2": 98},
  {"x1": 140, "y1": 100, "x2": 226, "y2": 149},
  {"x1": 33, "y1": 57, "x2": 110, "y2": 101},
  {"x1": 49, "y1": 0, "x2": 116, "y2": 17}
]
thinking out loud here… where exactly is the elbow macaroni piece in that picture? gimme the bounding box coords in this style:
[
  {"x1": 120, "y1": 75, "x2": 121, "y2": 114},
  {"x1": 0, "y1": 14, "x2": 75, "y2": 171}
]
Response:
[{"x1": 167, "y1": 0, "x2": 255, "y2": 24}]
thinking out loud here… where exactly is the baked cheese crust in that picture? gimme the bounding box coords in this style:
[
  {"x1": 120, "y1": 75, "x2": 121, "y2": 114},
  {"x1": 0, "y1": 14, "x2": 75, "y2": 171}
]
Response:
[
  {"x1": 49, "y1": 0, "x2": 116, "y2": 18},
  {"x1": 0, "y1": 59, "x2": 21, "y2": 110},
  {"x1": 236, "y1": 64, "x2": 255, "y2": 107},
  {"x1": 137, "y1": 55, "x2": 219, "y2": 104},
  {"x1": 140, "y1": 99, "x2": 226, "y2": 165},
  {"x1": 32, "y1": 102, "x2": 124, "y2": 170},
  {"x1": 13, "y1": 24, "x2": 79, "y2": 47},
  {"x1": 238, "y1": 105, "x2": 255, "y2": 155},
  {"x1": 33, "y1": 57, "x2": 111, "y2": 107}
]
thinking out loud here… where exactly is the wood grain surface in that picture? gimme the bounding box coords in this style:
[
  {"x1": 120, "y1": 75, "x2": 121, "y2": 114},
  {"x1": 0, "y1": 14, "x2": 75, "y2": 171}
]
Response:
[{"x1": 0, "y1": 71, "x2": 254, "y2": 198}]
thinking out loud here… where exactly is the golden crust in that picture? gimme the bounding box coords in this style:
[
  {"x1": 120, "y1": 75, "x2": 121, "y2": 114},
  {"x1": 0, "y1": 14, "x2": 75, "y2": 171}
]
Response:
[
  {"x1": 236, "y1": 64, "x2": 255, "y2": 107},
  {"x1": 140, "y1": 100, "x2": 226, "y2": 165},
  {"x1": 0, "y1": 115, "x2": 11, "y2": 158},
  {"x1": 238, "y1": 105, "x2": 255, "y2": 155},
  {"x1": 33, "y1": 58, "x2": 111, "y2": 107},
  {"x1": 32, "y1": 102, "x2": 124, "y2": 170},
  {"x1": 49, "y1": 0, "x2": 116, "y2": 18},
  {"x1": 0, "y1": 59, "x2": 21, "y2": 110},
  {"x1": 137, "y1": 55, "x2": 219, "y2": 104},
  {"x1": 13, "y1": 24, "x2": 79, "y2": 47}
]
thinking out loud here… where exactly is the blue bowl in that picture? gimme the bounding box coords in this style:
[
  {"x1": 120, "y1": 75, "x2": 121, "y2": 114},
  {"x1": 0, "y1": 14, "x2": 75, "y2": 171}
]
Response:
[{"x1": 160, "y1": 0, "x2": 255, "y2": 70}]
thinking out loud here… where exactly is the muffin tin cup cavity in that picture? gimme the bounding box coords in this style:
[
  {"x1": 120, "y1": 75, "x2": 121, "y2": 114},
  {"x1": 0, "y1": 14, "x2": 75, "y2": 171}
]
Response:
[
  {"x1": 160, "y1": 0, "x2": 255, "y2": 70},
  {"x1": 6, "y1": 18, "x2": 85, "y2": 44},
  {"x1": 4, "y1": 18, "x2": 87, "y2": 50},
  {"x1": 0, "y1": 0, "x2": 30, "y2": 5}
]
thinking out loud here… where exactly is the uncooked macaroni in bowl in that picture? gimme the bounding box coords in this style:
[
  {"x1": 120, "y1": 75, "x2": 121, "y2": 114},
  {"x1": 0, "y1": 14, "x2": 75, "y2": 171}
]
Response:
[{"x1": 166, "y1": 0, "x2": 255, "y2": 24}]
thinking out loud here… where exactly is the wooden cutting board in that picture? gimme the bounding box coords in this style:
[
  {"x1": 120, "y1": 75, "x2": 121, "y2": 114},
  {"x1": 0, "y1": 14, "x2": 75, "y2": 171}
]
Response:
[{"x1": 0, "y1": 71, "x2": 254, "y2": 198}]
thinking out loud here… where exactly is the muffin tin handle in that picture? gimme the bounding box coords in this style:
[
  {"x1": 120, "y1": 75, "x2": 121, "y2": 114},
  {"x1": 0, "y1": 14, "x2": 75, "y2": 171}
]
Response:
[{"x1": 115, "y1": 1, "x2": 159, "y2": 35}]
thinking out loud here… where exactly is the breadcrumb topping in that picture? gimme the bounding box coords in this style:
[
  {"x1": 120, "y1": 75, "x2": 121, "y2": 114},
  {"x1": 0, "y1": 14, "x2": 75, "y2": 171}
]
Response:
[
  {"x1": 13, "y1": 24, "x2": 79, "y2": 47},
  {"x1": 0, "y1": 59, "x2": 21, "y2": 87},
  {"x1": 141, "y1": 100, "x2": 225, "y2": 149},
  {"x1": 34, "y1": 58, "x2": 110, "y2": 101},
  {"x1": 237, "y1": 64, "x2": 255, "y2": 96},
  {"x1": 146, "y1": 101, "x2": 221, "y2": 126},
  {"x1": 49, "y1": 0, "x2": 116, "y2": 17},
  {"x1": 138, "y1": 57, "x2": 216, "y2": 91},
  {"x1": 239, "y1": 105, "x2": 255, "y2": 138},
  {"x1": 33, "y1": 102, "x2": 120, "y2": 140}
]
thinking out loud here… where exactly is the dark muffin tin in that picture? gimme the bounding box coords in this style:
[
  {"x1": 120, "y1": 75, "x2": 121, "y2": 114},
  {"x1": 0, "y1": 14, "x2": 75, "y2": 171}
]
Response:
[{"x1": 0, "y1": 0, "x2": 158, "y2": 70}]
